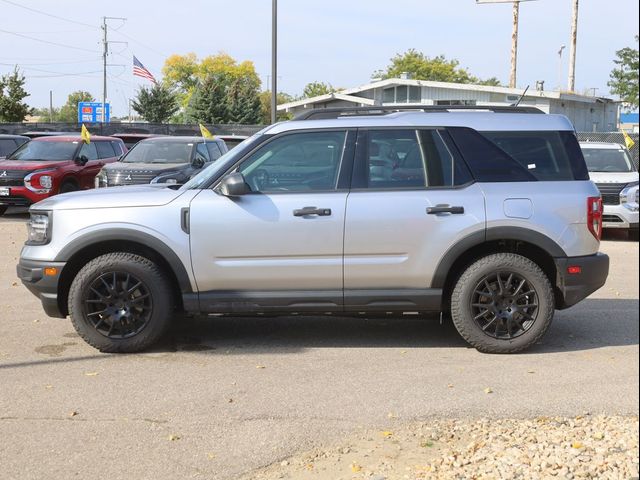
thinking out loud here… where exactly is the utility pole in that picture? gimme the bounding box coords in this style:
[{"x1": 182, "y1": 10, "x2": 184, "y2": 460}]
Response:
[
  {"x1": 101, "y1": 16, "x2": 127, "y2": 123},
  {"x1": 567, "y1": 0, "x2": 579, "y2": 92},
  {"x1": 49, "y1": 90, "x2": 53, "y2": 123},
  {"x1": 270, "y1": 0, "x2": 277, "y2": 124},
  {"x1": 476, "y1": 0, "x2": 538, "y2": 89}
]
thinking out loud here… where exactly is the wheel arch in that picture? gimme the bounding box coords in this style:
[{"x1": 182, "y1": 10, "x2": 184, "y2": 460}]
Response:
[
  {"x1": 55, "y1": 229, "x2": 193, "y2": 316},
  {"x1": 433, "y1": 227, "x2": 566, "y2": 311}
]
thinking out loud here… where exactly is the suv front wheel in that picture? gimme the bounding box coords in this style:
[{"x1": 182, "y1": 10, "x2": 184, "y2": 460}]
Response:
[
  {"x1": 68, "y1": 252, "x2": 174, "y2": 353},
  {"x1": 450, "y1": 253, "x2": 554, "y2": 354}
]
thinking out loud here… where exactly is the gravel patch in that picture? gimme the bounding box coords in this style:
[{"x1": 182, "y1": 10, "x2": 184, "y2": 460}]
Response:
[{"x1": 242, "y1": 415, "x2": 639, "y2": 480}]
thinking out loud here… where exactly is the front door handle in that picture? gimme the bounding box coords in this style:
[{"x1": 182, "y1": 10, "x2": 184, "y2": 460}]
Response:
[
  {"x1": 426, "y1": 205, "x2": 465, "y2": 215},
  {"x1": 293, "y1": 206, "x2": 332, "y2": 217}
]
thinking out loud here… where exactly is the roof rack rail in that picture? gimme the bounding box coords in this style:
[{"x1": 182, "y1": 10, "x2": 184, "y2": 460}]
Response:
[{"x1": 293, "y1": 105, "x2": 544, "y2": 121}]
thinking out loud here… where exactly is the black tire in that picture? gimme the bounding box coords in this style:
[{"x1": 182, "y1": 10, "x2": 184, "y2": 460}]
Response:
[
  {"x1": 59, "y1": 181, "x2": 78, "y2": 194},
  {"x1": 450, "y1": 253, "x2": 555, "y2": 354},
  {"x1": 68, "y1": 252, "x2": 174, "y2": 353},
  {"x1": 0, "y1": 206, "x2": 7, "y2": 216}
]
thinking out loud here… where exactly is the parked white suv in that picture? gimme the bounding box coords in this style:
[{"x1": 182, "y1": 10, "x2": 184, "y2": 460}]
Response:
[
  {"x1": 18, "y1": 106, "x2": 609, "y2": 354},
  {"x1": 580, "y1": 141, "x2": 639, "y2": 239}
]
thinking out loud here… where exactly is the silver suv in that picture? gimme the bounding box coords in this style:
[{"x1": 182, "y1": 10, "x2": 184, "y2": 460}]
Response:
[{"x1": 17, "y1": 106, "x2": 609, "y2": 354}]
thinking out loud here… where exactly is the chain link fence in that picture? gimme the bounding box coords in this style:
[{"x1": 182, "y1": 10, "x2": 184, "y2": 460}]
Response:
[
  {"x1": 0, "y1": 122, "x2": 263, "y2": 137},
  {"x1": 576, "y1": 132, "x2": 639, "y2": 170}
]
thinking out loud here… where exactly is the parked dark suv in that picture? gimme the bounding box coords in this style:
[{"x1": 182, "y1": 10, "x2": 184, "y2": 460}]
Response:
[{"x1": 95, "y1": 136, "x2": 228, "y2": 187}]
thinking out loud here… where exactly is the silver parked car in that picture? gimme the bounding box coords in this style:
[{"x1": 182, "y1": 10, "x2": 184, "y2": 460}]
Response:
[{"x1": 18, "y1": 106, "x2": 609, "y2": 354}]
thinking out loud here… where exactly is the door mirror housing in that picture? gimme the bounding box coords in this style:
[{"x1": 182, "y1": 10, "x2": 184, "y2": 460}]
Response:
[
  {"x1": 192, "y1": 156, "x2": 206, "y2": 169},
  {"x1": 75, "y1": 155, "x2": 89, "y2": 166},
  {"x1": 219, "y1": 172, "x2": 251, "y2": 197}
]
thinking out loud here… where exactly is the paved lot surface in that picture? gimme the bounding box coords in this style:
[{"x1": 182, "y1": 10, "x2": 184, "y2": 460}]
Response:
[{"x1": 0, "y1": 208, "x2": 638, "y2": 479}]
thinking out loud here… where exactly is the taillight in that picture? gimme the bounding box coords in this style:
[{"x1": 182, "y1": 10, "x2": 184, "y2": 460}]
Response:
[{"x1": 587, "y1": 196, "x2": 603, "y2": 241}]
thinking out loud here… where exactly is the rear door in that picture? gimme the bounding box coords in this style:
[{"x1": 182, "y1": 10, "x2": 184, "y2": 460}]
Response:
[
  {"x1": 188, "y1": 129, "x2": 355, "y2": 313},
  {"x1": 343, "y1": 128, "x2": 486, "y2": 311}
]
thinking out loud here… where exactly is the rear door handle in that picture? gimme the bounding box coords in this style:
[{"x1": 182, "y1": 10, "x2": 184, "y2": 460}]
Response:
[
  {"x1": 426, "y1": 205, "x2": 465, "y2": 215},
  {"x1": 293, "y1": 206, "x2": 332, "y2": 217}
]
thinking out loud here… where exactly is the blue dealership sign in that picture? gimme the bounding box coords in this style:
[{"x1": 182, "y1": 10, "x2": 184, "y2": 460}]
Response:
[{"x1": 77, "y1": 102, "x2": 110, "y2": 123}]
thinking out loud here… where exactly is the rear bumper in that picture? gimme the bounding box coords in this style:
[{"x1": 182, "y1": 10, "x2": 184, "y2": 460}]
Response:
[
  {"x1": 554, "y1": 253, "x2": 609, "y2": 309},
  {"x1": 16, "y1": 258, "x2": 66, "y2": 318}
]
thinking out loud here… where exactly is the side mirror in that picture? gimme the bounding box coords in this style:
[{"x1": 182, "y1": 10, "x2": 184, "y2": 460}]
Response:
[
  {"x1": 192, "y1": 157, "x2": 205, "y2": 169},
  {"x1": 219, "y1": 172, "x2": 251, "y2": 197},
  {"x1": 75, "y1": 155, "x2": 89, "y2": 166}
]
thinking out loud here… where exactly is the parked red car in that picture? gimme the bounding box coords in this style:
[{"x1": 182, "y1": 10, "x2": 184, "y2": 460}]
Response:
[{"x1": 0, "y1": 135, "x2": 126, "y2": 215}]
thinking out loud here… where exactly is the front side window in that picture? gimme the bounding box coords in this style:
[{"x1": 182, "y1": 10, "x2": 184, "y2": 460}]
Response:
[
  {"x1": 0, "y1": 139, "x2": 17, "y2": 157},
  {"x1": 95, "y1": 141, "x2": 116, "y2": 159},
  {"x1": 206, "y1": 142, "x2": 223, "y2": 160},
  {"x1": 238, "y1": 131, "x2": 346, "y2": 192},
  {"x1": 195, "y1": 143, "x2": 210, "y2": 163},
  {"x1": 78, "y1": 142, "x2": 98, "y2": 160}
]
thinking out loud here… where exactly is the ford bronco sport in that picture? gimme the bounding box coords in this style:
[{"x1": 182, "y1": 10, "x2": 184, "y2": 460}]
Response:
[{"x1": 17, "y1": 106, "x2": 609, "y2": 354}]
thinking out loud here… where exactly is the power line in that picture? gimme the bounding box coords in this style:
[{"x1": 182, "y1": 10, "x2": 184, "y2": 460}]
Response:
[
  {"x1": 0, "y1": 28, "x2": 99, "y2": 53},
  {"x1": 0, "y1": 58, "x2": 99, "y2": 66},
  {"x1": 111, "y1": 30, "x2": 168, "y2": 58},
  {"x1": 0, "y1": 0, "x2": 98, "y2": 29}
]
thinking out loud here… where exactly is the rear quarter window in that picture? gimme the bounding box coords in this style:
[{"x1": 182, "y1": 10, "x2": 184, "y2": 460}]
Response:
[{"x1": 480, "y1": 130, "x2": 589, "y2": 181}]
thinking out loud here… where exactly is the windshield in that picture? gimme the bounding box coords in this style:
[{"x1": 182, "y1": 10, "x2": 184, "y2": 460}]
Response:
[
  {"x1": 180, "y1": 132, "x2": 266, "y2": 190},
  {"x1": 581, "y1": 147, "x2": 634, "y2": 173},
  {"x1": 8, "y1": 140, "x2": 78, "y2": 161},
  {"x1": 122, "y1": 140, "x2": 194, "y2": 164}
]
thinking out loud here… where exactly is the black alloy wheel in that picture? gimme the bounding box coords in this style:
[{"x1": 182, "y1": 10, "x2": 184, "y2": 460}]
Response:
[{"x1": 470, "y1": 271, "x2": 538, "y2": 339}]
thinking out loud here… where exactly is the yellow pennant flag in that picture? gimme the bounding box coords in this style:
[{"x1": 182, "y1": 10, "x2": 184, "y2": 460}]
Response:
[
  {"x1": 199, "y1": 123, "x2": 214, "y2": 139},
  {"x1": 81, "y1": 124, "x2": 91, "y2": 144},
  {"x1": 622, "y1": 130, "x2": 635, "y2": 150}
]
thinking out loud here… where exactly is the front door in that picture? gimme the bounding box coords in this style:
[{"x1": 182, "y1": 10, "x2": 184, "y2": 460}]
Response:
[{"x1": 189, "y1": 129, "x2": 354, "y2": 313}]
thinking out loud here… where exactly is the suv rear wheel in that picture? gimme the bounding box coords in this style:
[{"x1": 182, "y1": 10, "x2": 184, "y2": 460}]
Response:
[
  {"x1": 450, "y1": 253, "x2": 554, "y2": 353},
  {"x1": 68, "y1": 252, "x2": 174, "y2": 353}
]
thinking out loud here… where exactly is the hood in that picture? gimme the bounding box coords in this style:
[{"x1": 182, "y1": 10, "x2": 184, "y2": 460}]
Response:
[
  {"x1": 0, "y1": 159, "x2": 72, "y2": 171},
  {"x1": 589, "y1": 171, "x2": 639, "y2": 184},
  {"x1": 103, "y1": 162, "x2": 188, "y2": 172},
  {"x1": 33, "y1": 184, "x2": 185, "y2": 210}
]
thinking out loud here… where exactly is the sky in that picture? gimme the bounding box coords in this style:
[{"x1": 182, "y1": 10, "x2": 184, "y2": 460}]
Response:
[{"x1": 0, "y1": 0, "x2": 638, "y2": 118}]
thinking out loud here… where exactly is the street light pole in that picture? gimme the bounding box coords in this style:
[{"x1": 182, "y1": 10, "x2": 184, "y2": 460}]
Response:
[
  {"x1": 557, "y1": 45, "x2": 566, "y2": 91},
  {"x1": 509, "y1": 1, "x2": 519, "y2": 88},
  {"x1": 270, "y1": 0, "x2": 277, "y2": 124},
  {"x1": 567, "y1": 0, "x2": 579, "y2": 92}
]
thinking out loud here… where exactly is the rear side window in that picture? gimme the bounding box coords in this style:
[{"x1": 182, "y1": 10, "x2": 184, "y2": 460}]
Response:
[
  {"x1": 480, "y1": 131, "x2": 588, "y2": 181},
  {"x1": 447, "y1": 127, "x2": 536, "y2": 182},
  {"x1": 95, "y1": 141, "x2": 116, "y2": 159}
]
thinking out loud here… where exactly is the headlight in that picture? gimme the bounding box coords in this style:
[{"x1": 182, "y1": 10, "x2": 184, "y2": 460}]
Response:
[
  {"x1": 95, "y1": 169, "x2": 108, "y2": 188},
  {"x1": 26, "y1": 211, "x2": 51, "y2": 245},
  {"x1": 620, "y1": 181, "x2": 639, "y2": 212},
  {"x1": 24, "y1": 170, "x2": 55, "y2": 193},
  {"x1": 150, "y1": 171, "x2": 184, "y2": 184}
]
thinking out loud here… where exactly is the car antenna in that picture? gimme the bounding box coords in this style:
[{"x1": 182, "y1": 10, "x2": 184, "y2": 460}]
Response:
[{"x1": 512, "y1": 85, "x2": 530, "y2": 107}]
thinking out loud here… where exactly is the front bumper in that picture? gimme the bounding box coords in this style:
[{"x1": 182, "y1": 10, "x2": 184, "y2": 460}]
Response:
[
  {"x1": 0, "y1": 186, "x2": 51, "y2": 206},
  {"x1": 554, "y1": 253, "x2": 609, "y2": 309},
  {"x1": 602, "y1": 204, "x2": 639, "y2": 229},
  {"x1": 17, "y1": 258, "x2": 66, "y2": 318}
]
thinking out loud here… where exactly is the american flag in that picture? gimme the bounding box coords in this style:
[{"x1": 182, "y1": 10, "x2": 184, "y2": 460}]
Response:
[{"x1": 133, "y1": 55, "x2": 157, "y2": 84}]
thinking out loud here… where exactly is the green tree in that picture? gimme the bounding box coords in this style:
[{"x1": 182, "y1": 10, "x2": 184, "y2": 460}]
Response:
[
  {"x1": 302, "y1": 81, "x2": 336, "y2": 98},
  {"x1": 608, "y1": 36, "x2": 639, "y2": 110},
  {"x1": 131, "y1": 84, "x2": 180, "y2": 123},
  {"x1": 187, "y1": 73, "x2": 230, "y2": 123},
  {"x1": 259, "y1": 91, "x2": 294, "y2": 124},
  {"x1": 58, "y1": 90, "x2": 94, "y2": 122},
  {"x1": 373, "y1": 49, "x2": 501, "y2": 85},
  {"x1": 227, "y1": 77, "x2": 262, "y2": 124},
  {"x1": 0, "y1": 68, "x2": 32, "y2": 122}
]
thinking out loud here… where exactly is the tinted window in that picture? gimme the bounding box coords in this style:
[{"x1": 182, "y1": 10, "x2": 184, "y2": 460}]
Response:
[
  {"x1": 238, "y1": 131, "x2": 346, "y2": 192},
  {"x1": 111, "y1": 141, "x2": 125, "y2": 156},
  {"x1": 95, "y1": 141, "x2": 116, "y2": 159},
  {"x1": 448, "y1": 127, "x2": 536, "y2": 182},
  {"x1": 8, "y1": 140, "x2": 79, "y2": 161},
  {"x1": 195, "y1": 143, "x2": 210, "y2": 162},
  {"x1": 78, "y1": 142, "x2": 98, "y2": 160},
  {"x1": 0, "y1": 139, "x2": 17, "y2": 157},
  {"x1": 481, "y1": 131, "x2": 580, "y2": 181},
  {"x1": 206, "y1": 142, "x2": 223, "y2": 160}
]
